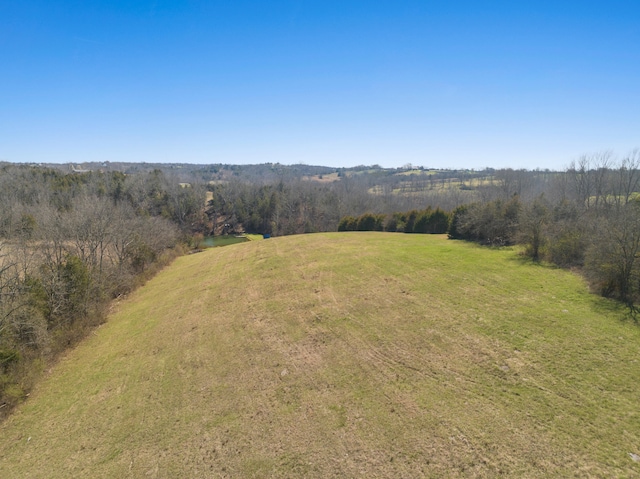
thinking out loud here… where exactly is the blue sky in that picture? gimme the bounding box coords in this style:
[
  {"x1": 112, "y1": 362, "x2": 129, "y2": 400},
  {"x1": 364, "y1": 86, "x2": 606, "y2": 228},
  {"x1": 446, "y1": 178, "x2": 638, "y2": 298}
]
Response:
[{"x1": 1, "y1": 1, "x2": 639, "y2": 170}]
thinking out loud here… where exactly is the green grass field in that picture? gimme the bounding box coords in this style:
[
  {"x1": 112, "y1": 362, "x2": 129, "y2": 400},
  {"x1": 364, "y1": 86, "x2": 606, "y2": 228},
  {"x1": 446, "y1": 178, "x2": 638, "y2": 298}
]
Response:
[{"x1": 1, "y1": 233, "x2": 639, "y2": 477}]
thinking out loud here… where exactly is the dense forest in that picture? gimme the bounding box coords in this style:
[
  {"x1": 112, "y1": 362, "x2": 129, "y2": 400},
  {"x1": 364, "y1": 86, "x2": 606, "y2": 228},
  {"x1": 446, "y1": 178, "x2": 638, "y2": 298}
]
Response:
[
  {"x1": 1, "y1": 151, "x2": 640, "y2": 416},
  {"x1": 0, "y1": 164, "x2": 203, "y2": 415}
]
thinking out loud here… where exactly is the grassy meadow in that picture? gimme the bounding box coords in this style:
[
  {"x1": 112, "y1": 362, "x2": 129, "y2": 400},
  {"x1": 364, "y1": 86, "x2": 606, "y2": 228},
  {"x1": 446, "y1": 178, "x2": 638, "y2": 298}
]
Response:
[{"x1": 1, "y1": 233, "x2": 639, "y2": 477}]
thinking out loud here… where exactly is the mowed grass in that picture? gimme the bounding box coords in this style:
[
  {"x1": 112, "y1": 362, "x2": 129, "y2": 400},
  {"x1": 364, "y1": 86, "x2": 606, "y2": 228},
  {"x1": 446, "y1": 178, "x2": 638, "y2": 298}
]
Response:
[{"x1": 1, "y1": 233, "x2": 640, "y2": 478}]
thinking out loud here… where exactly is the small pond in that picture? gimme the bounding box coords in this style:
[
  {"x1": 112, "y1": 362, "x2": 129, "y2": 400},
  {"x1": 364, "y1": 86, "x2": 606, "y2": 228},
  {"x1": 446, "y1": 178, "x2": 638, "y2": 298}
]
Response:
[{"x1": 201, "y1": 235, "x2": 249, "y2": 248}]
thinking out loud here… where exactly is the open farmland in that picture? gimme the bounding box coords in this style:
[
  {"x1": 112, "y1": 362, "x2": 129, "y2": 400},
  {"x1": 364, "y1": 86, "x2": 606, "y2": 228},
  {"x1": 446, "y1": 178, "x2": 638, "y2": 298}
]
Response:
[
  {"x1": 1, "y1": 233, "x2": 639, "y2": 477},
  {"x1": 366, "y1": 171, "x2": 493, "y2": 199}
]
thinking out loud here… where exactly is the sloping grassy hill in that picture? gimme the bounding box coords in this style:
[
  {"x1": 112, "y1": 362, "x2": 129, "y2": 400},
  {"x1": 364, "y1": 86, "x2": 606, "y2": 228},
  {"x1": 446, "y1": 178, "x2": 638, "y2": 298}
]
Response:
[{"x1": 1, "y1": 233, "x2": 640, "y2": 478}]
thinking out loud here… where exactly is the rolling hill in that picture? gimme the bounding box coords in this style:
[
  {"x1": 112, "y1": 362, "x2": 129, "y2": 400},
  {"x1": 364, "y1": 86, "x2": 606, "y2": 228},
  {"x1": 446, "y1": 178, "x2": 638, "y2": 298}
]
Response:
[{"x1": 1, "y1": 233, "x2": 639, "y2": 478}]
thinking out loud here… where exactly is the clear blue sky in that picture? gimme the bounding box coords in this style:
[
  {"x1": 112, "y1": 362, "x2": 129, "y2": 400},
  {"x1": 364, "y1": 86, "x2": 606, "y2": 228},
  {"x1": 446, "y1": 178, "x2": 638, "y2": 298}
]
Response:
[{"x1": 1, "y1": 1, "x2": 638, "y2": 170}]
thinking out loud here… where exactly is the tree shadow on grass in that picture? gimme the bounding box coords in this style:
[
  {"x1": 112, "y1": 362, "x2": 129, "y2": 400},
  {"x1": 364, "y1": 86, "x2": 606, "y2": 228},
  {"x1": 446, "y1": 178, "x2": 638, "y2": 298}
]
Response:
[
  {"x1": 588, "y1": 294, "x2": 638, "y2": 325},
  {"x1": 505, "y1": 250, "x2": 639, "y2": 325},
  {"x1": 505, "y1": 250, "x2": 562, "y2": 270}
]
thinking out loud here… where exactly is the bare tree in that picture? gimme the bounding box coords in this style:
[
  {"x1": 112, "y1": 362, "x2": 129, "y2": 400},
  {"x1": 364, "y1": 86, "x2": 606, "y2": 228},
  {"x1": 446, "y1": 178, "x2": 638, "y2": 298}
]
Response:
[
  {"x1": 518, "y1": 195, "x2": 550, "y2": 261},
  {"x1": 585, "y1": 202, "x2": 640, "y2": 310},
  {"x1": 567, "y1": 152, "x2": 613, "y2": 209},
  {"x1": 610, "y1": 149, "x2": 640, "y2": 208}
]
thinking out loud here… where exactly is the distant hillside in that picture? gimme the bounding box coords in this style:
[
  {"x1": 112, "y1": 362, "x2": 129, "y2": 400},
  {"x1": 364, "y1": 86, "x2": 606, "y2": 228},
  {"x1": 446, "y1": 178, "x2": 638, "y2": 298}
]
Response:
[{"x1": 1, "y1": 233, "x2": 639, "y2": 477}]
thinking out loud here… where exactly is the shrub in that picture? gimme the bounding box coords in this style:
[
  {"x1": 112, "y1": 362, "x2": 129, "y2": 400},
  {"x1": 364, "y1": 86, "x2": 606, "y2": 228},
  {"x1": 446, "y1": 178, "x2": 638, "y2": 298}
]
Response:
[
  {"x1": 338, "y1": 216, "x2": 357, "y2": 231},
  {"x1": 547, "y1": 232, "x2": 585, "y2": 267},
  {"x1": 356, "y1": 213, "x2": 385, "y2": 231},
  {"x1": 448, "y1": 205, "x2": 470, "y2": 239},
  {"x1": 426, "y1": 208, "x2": 450, "y2": 234}
]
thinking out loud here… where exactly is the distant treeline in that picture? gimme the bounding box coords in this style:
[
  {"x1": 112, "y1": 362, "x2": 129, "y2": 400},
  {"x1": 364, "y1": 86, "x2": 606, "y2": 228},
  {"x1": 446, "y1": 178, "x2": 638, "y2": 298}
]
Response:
[{"x1": 205, "y1": 170, "x2": 477, "y2": 237}]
